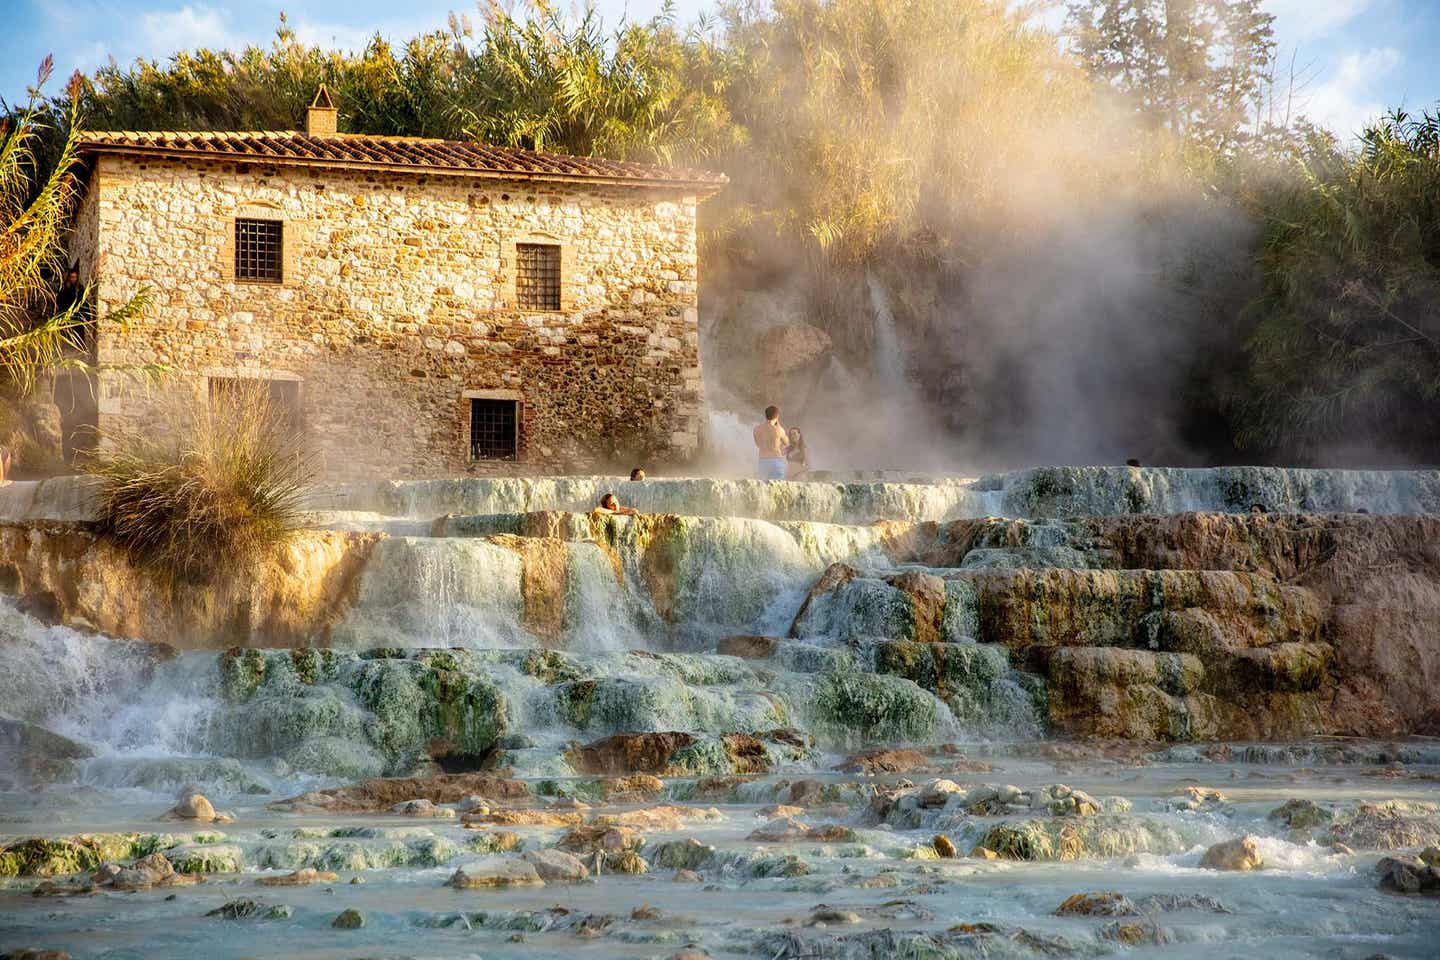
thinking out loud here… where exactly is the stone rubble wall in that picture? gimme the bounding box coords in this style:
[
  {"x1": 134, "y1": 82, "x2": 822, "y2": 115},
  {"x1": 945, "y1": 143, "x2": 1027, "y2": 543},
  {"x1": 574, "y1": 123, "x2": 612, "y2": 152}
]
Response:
[{"x1": 83, "y1": 155, "x2": 704, "y2": 479}]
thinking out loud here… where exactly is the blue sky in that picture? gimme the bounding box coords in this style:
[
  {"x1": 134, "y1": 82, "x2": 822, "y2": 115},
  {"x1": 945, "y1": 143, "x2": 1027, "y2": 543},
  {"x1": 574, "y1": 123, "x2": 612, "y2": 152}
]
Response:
[{"x1": 4, "y1": 1, "x2": 1438, "y2": 140}]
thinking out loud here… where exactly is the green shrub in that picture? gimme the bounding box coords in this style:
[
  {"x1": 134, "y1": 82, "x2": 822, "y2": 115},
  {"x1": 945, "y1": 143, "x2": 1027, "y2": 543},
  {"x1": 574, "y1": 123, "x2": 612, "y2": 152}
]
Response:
[{"x1": 89, "y1": 384, "x2": 314, "y2": 583}]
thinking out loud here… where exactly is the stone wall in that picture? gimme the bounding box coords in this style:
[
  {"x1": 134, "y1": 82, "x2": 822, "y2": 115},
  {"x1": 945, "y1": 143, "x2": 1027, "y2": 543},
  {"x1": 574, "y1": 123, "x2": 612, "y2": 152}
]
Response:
[{"x1": 84, "y1": 155, "x2": 705, "y2": 479}]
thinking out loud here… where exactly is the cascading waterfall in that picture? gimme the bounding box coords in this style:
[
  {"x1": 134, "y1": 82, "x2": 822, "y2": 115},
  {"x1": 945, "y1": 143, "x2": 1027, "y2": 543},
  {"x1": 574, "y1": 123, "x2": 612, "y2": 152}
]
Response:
[{"x1": 4, "y1": 465, "x2": 1440, "y2": 959}]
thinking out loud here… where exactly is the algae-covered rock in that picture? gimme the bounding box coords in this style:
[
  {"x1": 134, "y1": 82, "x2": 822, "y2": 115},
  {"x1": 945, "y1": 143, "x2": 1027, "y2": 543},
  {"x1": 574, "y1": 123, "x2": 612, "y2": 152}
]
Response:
[
  {"x1": 1269, "y1": 798, "x2": 1333, "y2": 832},
  {"x1": 206, "y1": 898, "x2": 291, "y2": 920},
  {"x1": 0, "y1": 834, "x2": 151, "y2": 877},
  {"x1": 647, "y1": 838, "x2": 716, "y2": 871},
  {"x1": 976, "y1": 816, "x2": 1186, "y2": 862},
  {"x1": 749, "y1": 853, "x2": 811, "y2": 878},
  {"x1": 1055, "y1": 892, "x2": 1136, "y2": 916},
  {"x1": 810, "y1": 671, "x2": 939, "y2": 746},
  {"x1": 332, "y1": 908, "x2": 365, "y2": 929},
  {"x1": 466, "y1": 831, "x2": 523, "y2": 855},
  {"x1": 169, "y1": 843, "x2": 243, "y2": 874}
]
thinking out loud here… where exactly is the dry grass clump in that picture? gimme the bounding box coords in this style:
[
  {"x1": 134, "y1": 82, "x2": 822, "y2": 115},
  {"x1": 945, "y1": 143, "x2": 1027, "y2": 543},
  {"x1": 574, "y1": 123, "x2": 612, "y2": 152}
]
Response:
[{"x1": 89, "y1": 385, "x2": 315, "y2": 583}]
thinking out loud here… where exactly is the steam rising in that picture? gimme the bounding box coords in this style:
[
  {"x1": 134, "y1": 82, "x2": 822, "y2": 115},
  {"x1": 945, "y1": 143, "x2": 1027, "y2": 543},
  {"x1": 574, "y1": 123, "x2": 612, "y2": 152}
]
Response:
[{"x1": 701, "y1": 0, "x2": 1253, "y2": 475}]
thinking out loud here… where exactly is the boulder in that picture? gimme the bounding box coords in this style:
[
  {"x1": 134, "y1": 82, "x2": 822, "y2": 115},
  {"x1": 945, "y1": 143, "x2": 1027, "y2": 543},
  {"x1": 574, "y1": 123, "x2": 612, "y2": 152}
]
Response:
[
  {"x1": 256, "y1": 868, "x2": 338, "y2": 887},
  {"x1": 567, "y1": 732, "x2": 696, "y2": 776},
  {"x1": 932, "y1": 835, "x2": 956, "y2": 858},
  {"x1": 170, "y1": 793, "x2": 216, "y2": 822},
  {"x1": 1055, "y1": 892, "x2": 1137, "y2": 917},
  {"x1": 1269, "y1": 798, "x2": 1331, "y2": 831},
  {"x1": 390, "y1": 798, "x2": 455, "y2": 818},
  {"x1": 332, "y1": 908, "x2": 365, "y2": 929},
  {"x1": 1322, "y1": 800, "x2": 1440, "y2": 850},
  {"x1": 837, "y1": 748, "x2": 930, "y2": 774},
  {"x1": 448, "y1": 856, "x2": 545, "y2": 889},
  {"x1": 1200, "y1": 836, "x2": 1263, "y2": 871},
  {"x1": 748, "y1": 816, "x2": 812, "y2": 842},
  {"x1": 205, "y1": 899, "x2": 291, "y2": 920},
  {"x1": 522, "y1": 849, "x2": 590, "y2": 883}
]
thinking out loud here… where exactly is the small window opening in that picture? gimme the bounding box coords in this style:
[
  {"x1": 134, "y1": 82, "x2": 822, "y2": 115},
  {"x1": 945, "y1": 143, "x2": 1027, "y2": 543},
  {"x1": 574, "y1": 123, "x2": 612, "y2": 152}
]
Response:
[
  {"x1": 470, "y1": 398, "x2": 518, "y2": 461},
  {"x1": 235, "y1": 218, "x2": 283, "y2": 283},
  {"x1": 515, "y1": 243, "x2": 560, "y2": 310}
]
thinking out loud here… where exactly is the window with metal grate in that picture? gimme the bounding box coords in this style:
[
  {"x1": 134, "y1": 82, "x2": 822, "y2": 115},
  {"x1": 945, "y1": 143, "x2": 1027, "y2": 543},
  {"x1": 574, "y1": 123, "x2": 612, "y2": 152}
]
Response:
[
  {"x1": 515, "y1": 243, "x2": 560, "y2": 310},
  {"x1": 470, "y1": 398, "x2": 518, "y2": 461},
  {"x1": 235, "y1": 218, "x2": 283, "y2": 283}
]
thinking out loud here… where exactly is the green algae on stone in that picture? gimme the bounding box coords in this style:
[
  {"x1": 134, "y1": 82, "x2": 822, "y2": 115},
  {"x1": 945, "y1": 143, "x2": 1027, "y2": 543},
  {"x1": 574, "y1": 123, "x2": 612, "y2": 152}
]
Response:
[
  {"x1": 645, "y1": 838, "x2": 716, "y2": 870},
  {"x1": 975, "y1": 816, "x2": 1187, "y2": 862},
  {"x1": 220, "y1": 647, "x2": 270, "y2": 702},
  {"x1": 0, "y1": 833, "x2": 152, "y2": 877},
  {"x1": 810, "y1": 671, "x2": 939, "y2": 746},
  {"x1": 521, "y1": 649, "x2": 584, "y2": 685},
  {"x1": 466, "y1": 831, "x2": 523, "y2": 855},
  {"x1": 170, "y1": 843, "x2": 244, "y2": 874}
]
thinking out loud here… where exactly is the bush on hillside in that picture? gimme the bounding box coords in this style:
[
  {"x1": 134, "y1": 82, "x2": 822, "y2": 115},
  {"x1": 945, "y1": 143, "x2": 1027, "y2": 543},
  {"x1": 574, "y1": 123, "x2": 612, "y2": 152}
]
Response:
[{"x1": 89, "y1": 385, "x2": 315, "y2": 583}]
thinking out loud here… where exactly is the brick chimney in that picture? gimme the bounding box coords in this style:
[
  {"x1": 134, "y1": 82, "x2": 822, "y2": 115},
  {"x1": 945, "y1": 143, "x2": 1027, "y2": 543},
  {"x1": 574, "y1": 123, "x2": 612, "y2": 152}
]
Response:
[{"x1": 306, "y1": 84, "x2": 337, "y2": 136}]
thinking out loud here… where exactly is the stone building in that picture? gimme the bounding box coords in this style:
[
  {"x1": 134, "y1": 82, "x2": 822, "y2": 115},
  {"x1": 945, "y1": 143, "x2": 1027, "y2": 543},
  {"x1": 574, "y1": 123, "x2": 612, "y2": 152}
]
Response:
[{"x1": 68, "y1": 90, "x2": 724, "y2": 478}]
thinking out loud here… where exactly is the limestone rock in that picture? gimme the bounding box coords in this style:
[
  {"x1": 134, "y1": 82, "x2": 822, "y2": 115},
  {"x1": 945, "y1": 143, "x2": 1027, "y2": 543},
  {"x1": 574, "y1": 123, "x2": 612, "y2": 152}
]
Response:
[
  {"x1": 522, "y1": 849, "x2": 590, "y2": 883},
  {"x1": 257, "y1": 867, "x2": 339, "y2": 887},
  {"x1": 647, "y1": 838, "x2": 716, "y2": 871},
  {"x1": 448, "y1": 856, "x2": 545, "y2": 888},
  {"x1": 838, "y1": 748, "x2": 930, "y2": 774},
  {"x1": 1269, "y1": 798, "x2": 1331, "y2": 831},
  {"x1": 332, "y1": 908, "x2": 365, "y2": 929},
  {"x1": 1055, "y1": 892, "x2": 1137, "y2": 916},
  {"x1": 1200, "y1": 836, "x2": 1263, "y2": 871},
  {"x1": 390, "y1": 798, "x2": 455, "y2": 818},
  {"x1": 1374, "y1": 855, "x2": 1440, "y2": 894},
  {"x1": 206, "y1": 899, "x2": 291, "y2": 920},
  {"x1": 932, "y1": 835, "x2": 956, "y2": 858},
  {"x1": 170, "y1": 793, "x2": 216, "y2": 822}
]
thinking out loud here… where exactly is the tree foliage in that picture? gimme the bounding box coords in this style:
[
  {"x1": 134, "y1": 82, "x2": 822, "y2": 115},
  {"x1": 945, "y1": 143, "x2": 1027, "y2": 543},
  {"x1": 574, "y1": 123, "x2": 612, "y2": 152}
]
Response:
[
  {"x1": 1231, "y1": 109, "x2": 1440, "y2": 460},
  {"x1": 1065, "y1": 0, "x2": 1275, "y2": 150},
  {"x1": 3, "y1": 60, "x2": 150, "y2": 397}
]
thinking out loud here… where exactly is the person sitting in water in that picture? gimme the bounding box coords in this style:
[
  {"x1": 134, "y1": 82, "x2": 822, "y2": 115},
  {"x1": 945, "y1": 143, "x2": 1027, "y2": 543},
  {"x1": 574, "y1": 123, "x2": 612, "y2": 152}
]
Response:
[
  {"x1": 629, "y1": 467, "x2": 646, "y2": 481},
  {"x1": 753, "y1": 404, "x2": 789, "y2": 481},
  {"x1": 1125, "y1": 458, "x2": 1142, "y2": 468},
  {"x1": 596, "y1": 492, "x2": 638, "y2": 516},
  {"x1": 786, "y1": 427, "x2": 810, "y2": 479},
  {"x1": 1249, "y1": 503, "x2": 1267, "y2": 516}
]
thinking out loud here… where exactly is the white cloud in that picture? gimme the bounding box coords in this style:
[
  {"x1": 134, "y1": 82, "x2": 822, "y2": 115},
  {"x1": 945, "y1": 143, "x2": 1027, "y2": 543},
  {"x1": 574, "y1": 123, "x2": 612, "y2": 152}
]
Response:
[
  {"x1": 139, "y1": 5, "x2": 234, "y2": 52},
  {"x1": 1300, "y1": 46, "x2": 1402, "y2": 137},
  {"x1": 1265, "y1": 0, "x2": 1377, "y2": 40},
  {"x1": 291, "y1": 19, "x2": 376, "y2": 53}
]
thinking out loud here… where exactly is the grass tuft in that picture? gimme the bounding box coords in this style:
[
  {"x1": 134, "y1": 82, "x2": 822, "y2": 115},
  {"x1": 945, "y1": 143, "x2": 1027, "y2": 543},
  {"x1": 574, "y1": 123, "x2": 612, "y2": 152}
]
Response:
[{"x1": 89, "y1": 384, "x2": 315, "y2": 583}]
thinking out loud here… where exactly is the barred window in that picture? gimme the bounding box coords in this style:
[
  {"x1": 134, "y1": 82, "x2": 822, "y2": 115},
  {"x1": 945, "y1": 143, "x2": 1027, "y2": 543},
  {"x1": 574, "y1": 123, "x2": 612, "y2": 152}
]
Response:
[
  {"x1": 235, "y1": 218, "x2": 283, "y2": 283},
  {"x1": 470, "y1": 398, "x2": 518, "y2": 461},
  {"x1": 515, "y1": 243, "x2": 560, "y2": 310}
]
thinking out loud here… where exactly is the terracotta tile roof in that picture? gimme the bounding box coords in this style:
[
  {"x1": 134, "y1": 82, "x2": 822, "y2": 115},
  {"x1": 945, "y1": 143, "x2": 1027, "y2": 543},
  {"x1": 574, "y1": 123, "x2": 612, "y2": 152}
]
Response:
[{"x1": 75, "y1": 129, "x2": 726, "y2": 192}]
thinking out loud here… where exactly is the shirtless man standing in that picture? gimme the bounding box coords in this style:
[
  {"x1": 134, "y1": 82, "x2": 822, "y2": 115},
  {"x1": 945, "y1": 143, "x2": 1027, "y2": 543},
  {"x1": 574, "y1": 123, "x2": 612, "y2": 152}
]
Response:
[{"x1": 753, "y1": 405, "x2": 789, "y2": 481}]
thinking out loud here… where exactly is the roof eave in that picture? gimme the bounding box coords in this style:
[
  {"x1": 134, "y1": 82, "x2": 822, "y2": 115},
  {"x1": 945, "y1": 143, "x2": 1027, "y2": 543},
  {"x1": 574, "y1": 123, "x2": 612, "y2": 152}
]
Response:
[{"x1": 77, "y1": 142, "x2": 727, "y2": 197}]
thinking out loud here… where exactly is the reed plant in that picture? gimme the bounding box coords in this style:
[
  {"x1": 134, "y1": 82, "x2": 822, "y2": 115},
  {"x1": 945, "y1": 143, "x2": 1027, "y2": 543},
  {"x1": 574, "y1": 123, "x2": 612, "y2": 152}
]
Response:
[{"x1": 89, "y1": 383, "x2": 315, "y2": 583}]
